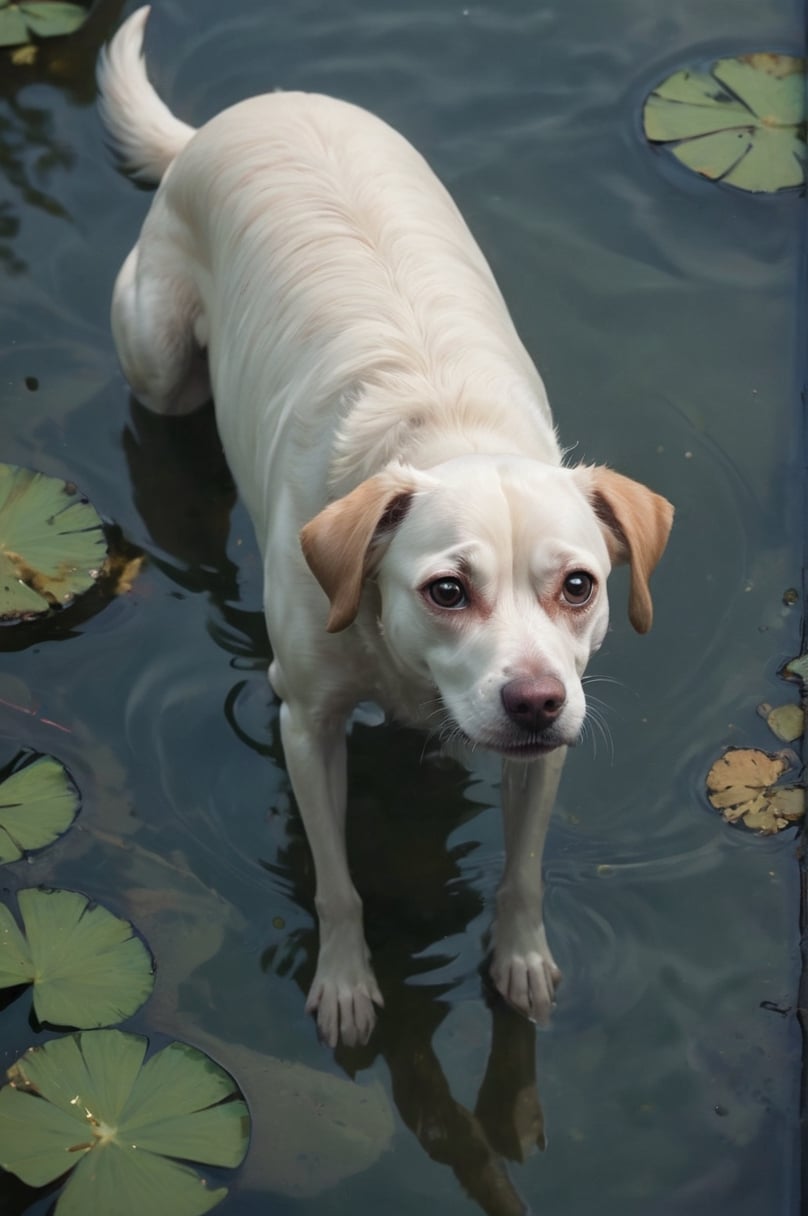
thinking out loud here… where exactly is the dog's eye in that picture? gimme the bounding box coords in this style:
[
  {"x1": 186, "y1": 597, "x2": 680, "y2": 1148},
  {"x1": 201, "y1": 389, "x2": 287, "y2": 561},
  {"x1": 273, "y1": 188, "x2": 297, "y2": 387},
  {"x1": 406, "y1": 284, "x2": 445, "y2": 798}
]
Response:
[
  {"x1": 427, "y1": 578, "x2": 468, "y2": 609},
  {"x1": 562, "y1": 571, "x2": 594, "y2": 606}
]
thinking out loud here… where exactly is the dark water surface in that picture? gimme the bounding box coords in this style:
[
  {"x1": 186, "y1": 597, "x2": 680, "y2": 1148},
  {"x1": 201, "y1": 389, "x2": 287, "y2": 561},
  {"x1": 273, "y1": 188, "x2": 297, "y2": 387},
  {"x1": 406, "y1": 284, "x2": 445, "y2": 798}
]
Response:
[{"x1": 1, "y1": 1, "x2": 805, "y2": 1213}]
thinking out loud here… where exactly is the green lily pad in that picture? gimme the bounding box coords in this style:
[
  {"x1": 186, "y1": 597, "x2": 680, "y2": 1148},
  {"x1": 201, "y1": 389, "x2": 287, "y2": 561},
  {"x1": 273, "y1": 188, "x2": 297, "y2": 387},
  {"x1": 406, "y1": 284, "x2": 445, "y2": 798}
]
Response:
[
  {"x1": 0, "y1": 0, "x2": 88, "y2": 47},
  {"x1": 757, "y1": 700, "x2": 805, "y2": 743},
  {"x1": 0, "y1": 1029, "x2": 250, "y2": 1216},
  {"x1": 643, "y1": 53, "x2": 807, "y2": 192},
  {"x1": 784, "y1": 652, "x2": 808, "y2": 683},
  {"x1": 0, "y1": 752, "x2": 79, "y2": 862},
  {"x1": 0, "y1": 888, "x2": 154, "y2": 1027},
  {"x1": 0, "y1": 464, "x2": 107, "y2": 622}
]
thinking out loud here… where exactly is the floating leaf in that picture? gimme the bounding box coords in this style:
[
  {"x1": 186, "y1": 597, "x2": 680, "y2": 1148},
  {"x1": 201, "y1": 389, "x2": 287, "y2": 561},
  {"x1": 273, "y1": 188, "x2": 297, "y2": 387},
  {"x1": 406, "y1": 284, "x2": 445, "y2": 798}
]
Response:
[
  {"x1": 0, "y1": 753, "x2": 79, "y2": 862},
  {"x1": 705, "y1": 747, "x2": 804, "y2": 833},
  {"x1": 111, "y1": 552, "x2": 146, "y2": 595},
  {"x1": 643, "y1": 53, "x2": 807, "y2": 193},
  {"x1": 757, "y1": 701, "x2": 805, "y2": 743},
  {"x1": 0, "y1": 889, "x2": 154, "y2": 1027},
  {"x1": 740, "y1": 786, "x2": 804, "y2": 833},
  {"x1": 0, "y1": 1029, "x2": 250, "y2": 1216},
  {"x1": 784, "y1": 652, "x2": 808, "y2": 683},
  {"x1": 0, "y1": 464, "x2": 107, "y2": 621},
  {"x1": 0, "y1": 1, "x2": 88, "y2": 47},
  {"x1": 706, "y1": 747, "x2": 788, "y2": 804}
]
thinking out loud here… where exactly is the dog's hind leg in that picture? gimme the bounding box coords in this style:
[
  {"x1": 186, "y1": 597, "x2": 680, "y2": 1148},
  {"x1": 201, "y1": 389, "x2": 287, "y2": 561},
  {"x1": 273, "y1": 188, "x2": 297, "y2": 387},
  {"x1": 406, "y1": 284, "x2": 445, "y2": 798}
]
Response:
[{"x1": 111, "y1": 233, "x2": 211, "y2": 416}]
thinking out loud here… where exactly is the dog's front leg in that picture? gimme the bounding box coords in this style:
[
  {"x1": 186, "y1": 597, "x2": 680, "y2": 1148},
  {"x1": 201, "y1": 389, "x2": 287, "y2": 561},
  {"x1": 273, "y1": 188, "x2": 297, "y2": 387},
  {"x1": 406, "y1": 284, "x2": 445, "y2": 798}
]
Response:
[
  {"x1": 490, "y1": 748, "x2": 566, "y2": 1024},
  {"x1": 280, "y1": 700, "x2": 382, "y2": 1047}
]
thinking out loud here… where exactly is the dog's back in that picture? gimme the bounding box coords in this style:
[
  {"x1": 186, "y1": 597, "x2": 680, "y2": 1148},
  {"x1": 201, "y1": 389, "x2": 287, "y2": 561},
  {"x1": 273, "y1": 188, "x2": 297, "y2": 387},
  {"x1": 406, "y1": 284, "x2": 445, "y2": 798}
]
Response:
[{"x1": 98, "y1": 7, "x2": 558, "y2": 527}]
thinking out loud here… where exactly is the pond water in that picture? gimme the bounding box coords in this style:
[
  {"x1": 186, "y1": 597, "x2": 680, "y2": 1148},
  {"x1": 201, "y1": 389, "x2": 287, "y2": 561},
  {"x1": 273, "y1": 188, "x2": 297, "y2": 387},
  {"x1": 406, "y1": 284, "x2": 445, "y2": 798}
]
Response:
[{"x1": 1, "y1": 0, "x2": 805, "y2": 1213}]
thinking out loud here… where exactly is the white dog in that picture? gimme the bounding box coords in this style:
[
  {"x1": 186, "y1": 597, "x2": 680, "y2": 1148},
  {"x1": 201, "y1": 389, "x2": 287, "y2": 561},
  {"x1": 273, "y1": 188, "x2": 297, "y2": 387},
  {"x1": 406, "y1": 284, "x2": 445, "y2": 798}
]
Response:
[{"x1": 98, "y1": 7, "x2": 673, "y2": 1047}]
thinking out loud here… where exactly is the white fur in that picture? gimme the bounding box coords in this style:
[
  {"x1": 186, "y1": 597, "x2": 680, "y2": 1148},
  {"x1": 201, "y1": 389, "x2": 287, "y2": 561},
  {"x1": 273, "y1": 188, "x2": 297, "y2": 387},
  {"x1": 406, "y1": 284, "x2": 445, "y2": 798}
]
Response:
[{"x1": 98, "y1": 7, "x2": 672, "y2": 1047}]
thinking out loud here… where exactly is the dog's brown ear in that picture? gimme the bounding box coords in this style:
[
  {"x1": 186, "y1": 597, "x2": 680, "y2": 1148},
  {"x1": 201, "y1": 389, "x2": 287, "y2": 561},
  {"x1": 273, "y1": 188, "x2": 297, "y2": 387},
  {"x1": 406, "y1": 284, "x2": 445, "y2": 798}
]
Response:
[
  {"x1": 300, "y1": 471, "x2": 417, "y2": 633},
  {"x1": 584, "y1": 466, "x2": 674, "y2": 634}
]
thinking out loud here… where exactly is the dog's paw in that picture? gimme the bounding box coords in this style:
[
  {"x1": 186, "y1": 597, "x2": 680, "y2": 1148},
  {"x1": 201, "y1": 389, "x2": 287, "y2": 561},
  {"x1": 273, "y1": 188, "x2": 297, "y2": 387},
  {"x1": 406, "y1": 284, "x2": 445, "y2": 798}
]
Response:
[
  {"x1": 490, "y1": 923, "x2": 561, "y2": 1025},
  {"x1": 305, "y1": 962, "x2": 384, "y2": 1048}
]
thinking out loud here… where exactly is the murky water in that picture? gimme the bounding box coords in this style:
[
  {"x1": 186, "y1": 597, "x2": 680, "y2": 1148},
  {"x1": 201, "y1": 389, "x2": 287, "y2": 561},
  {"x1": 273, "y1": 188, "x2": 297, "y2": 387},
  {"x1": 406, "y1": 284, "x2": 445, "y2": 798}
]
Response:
[{"x1": 1, "y1": 0, "x2": 804, "y2": 1213}]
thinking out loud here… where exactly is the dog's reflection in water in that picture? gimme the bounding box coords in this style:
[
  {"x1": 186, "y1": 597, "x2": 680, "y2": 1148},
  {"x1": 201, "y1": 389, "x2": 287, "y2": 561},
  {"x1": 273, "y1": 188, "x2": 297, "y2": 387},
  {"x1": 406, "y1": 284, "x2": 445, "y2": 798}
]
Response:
[
  {"x1": 266, "y1": 928, "x2": 546, "y2": 1216},
  {"x1": 381, "y1": 987, "x2": 545, "y2": 1216},
  {"x1": 262, "y1": 726, "x2": 547, "y2": 1216}
]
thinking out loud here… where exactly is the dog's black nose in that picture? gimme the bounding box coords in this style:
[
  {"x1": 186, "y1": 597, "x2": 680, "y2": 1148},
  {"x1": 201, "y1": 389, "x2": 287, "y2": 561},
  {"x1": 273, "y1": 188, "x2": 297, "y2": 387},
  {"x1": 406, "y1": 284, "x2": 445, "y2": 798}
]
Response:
[{"x1": 501, "y1": 676, "x2": 566, "y2": 733}]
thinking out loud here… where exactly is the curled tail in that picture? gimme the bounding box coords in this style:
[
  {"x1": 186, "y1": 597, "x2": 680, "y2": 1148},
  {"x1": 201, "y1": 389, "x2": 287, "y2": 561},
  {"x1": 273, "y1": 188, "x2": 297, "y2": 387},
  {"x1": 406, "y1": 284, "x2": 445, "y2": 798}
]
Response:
[{"x1": 97, "y1": 6, "x2": 196, "y2": 183}]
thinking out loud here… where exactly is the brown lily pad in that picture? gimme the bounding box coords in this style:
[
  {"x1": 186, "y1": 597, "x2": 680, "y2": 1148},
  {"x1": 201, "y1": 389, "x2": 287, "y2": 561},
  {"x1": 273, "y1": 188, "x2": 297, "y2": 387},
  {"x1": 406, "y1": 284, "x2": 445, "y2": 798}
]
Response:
[{"x1": 706, "y1": 747, "x2": 804, "y2": 834}]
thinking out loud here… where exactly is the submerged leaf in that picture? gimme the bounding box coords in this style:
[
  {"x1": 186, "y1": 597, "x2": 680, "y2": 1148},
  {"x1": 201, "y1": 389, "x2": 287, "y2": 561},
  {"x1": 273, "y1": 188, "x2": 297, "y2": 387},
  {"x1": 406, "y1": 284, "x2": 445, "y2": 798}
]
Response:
[
  {"x1": 10, "y1": 41, "x2": 37, "y2": 63},
  {"x1": 0, "y1": 753, "x2": 79, "y2": 863},
  {"x1": 0, "y1": 1030, "x2": 248, "y2": 1216},
  {"x1": 705, "y1": 747, "x2": 804, "y2": 833},
  {"x1": 643, "y1": 53, "x2": 807, "y2": 193},
  {"x1": 0, "y1": 889, "x2": 154, "y2": 1027},
  {"x1": 124, "y1": 883, "x2": 396, "y2": 1198},
  {"x1": 0, "y1": 464, "x2": 107, "y2": 621}
]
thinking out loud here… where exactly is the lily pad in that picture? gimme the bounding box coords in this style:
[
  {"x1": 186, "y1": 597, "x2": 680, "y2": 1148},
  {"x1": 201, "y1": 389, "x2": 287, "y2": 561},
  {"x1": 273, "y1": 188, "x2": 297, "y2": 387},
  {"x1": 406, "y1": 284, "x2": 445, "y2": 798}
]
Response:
[
  {"x1": 0, "y1": 463, "x2": 107, "y2": 622},
  {"x1": 757, "y1": 701, "x2": 805, "y2": 743},
  {"x1": 705, "y1": 747, "x2": 805, "y2": 834},
  {"x1": 0, "y1": 1029, "x2": 250, "y2": 1216},
  {"x1": 643, "y1": 53, "x2": 807, "y2": 192},
  {"x1": 784, "y1": 652, "x2": 808, "y2": 683},
  {"x1": 0, "y1": 752, "x2": 79, "y2": 862},
  {"x1": 0, "y1": 1, "x2": 88, "y2": 47},
  {"x1": 0, "y1": 888, "x2": 154, "y2": 1027}
]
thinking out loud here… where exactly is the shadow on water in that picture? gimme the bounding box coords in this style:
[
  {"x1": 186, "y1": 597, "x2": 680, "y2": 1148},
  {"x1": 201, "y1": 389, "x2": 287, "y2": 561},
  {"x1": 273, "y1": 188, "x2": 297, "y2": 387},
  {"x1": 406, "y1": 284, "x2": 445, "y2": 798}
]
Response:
[
  {"x1": 122, "y1": 398, "x2": 239, "y2": 597},
  {"x1": 121, "y1": 395, "x2": 273, "y2": 669}
]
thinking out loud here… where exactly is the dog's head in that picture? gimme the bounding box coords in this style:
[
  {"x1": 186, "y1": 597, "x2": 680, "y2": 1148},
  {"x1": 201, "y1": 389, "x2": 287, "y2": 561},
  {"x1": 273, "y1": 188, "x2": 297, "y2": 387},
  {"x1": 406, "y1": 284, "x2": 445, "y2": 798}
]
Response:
[{"x1": 300, "y1": 456, "x2": 673, "y2": 757}]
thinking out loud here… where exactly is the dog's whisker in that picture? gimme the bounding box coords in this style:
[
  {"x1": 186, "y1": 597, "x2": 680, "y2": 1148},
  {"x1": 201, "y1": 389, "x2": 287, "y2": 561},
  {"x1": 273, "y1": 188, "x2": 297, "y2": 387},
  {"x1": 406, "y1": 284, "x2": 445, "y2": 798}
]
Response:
[
  {"x1": 582, "y1": 673, "x2": 625, "y2": 691},
  {"x1": 582, "y1": 702, "x2": 614, "y2": 764}
]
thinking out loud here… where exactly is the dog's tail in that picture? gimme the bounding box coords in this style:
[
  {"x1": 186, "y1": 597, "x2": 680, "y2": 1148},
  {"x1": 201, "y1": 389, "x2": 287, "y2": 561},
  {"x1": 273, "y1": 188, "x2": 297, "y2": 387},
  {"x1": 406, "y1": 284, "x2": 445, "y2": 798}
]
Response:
[{"x1": 97, "y1": 6, "x2": 196, "y2": 184}]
